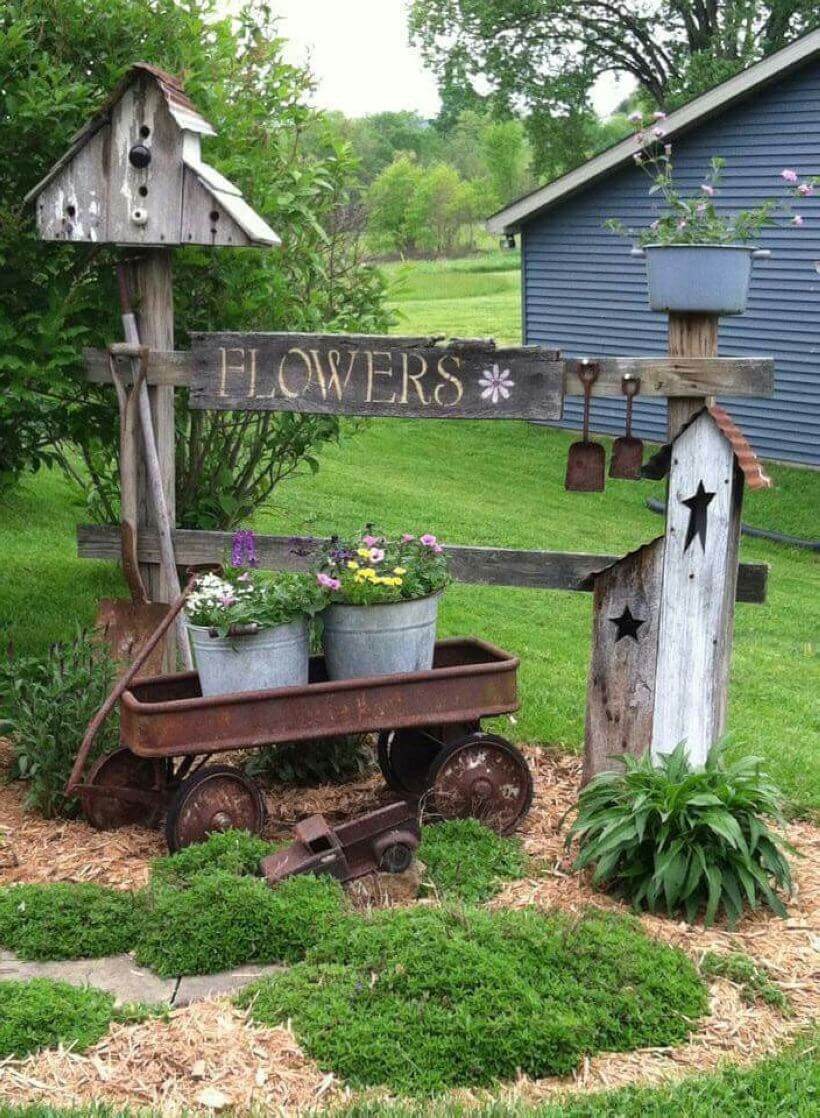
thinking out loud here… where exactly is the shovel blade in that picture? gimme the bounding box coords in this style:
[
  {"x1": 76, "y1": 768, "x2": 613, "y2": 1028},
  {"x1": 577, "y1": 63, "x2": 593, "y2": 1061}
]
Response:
[
  {"x1": 96, "y1": 599, "x2": 170, "y2": 676},
  {"x1": 565, "y1": 441, "x2": 606, "y2": 492},
  {"x1": 609, "y1": 436, "x2": 644, "y2": 480}
]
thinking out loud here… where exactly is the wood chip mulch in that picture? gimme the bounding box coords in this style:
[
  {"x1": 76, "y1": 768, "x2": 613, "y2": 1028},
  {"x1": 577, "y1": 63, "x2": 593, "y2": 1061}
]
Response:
[{"x1": 1, "y1": 739, "x2": 817, "y2": 1113}]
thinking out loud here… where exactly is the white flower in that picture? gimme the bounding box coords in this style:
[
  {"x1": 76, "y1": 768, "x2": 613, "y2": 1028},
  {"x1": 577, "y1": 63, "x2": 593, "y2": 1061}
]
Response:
[{"x1": 478, "y1": 364, "x2": 515, "y2": 405}]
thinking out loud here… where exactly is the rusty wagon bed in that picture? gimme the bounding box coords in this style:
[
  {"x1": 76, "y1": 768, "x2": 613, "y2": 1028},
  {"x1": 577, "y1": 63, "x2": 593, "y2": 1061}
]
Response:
[{"x1": 74, "y1": 637, "x2": 533, "y2": 849}]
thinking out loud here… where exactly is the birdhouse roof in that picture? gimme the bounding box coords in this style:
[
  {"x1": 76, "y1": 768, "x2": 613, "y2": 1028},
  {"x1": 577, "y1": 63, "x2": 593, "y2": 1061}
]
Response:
[{"x1": 641, "y1": 405, "x2": 772, "y2": 490}]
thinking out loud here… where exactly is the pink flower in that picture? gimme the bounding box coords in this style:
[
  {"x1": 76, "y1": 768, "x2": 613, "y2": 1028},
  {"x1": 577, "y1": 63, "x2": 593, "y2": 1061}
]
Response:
[
  {"x1": 797, "y1": 183, "x2": 814, "y2": 197},
  {"x1": 369, "y1": 547, "x2": 385, "y2": 563},
  {"x1": 696, "y1": 203, "x2": 707, "y2": 217},
  {"x1": 317, "y1": 572, "x2": 341, "y2": 591},
  {"x1": 628, "y1": 111, "x2": 643, "y2": 124},
  {"x1": 219, "y1": 592, "x2": 236, "y2": 607},
  {"x1": 793, "y1": 214, "x2": 805, "y2": 226},
  {"x1": 652, "y1": 126, "x2": 665, "y2": 139},
  {"x1": 362, "y1": 534, "x2": 379, "y2": 547},
  {"x1": 237, "y1": 572, "x2": 251, "y2": 582},
  {"x1": 401, "y1": 533, "x2": 415, "y2": 542},
  {"x1": 701, "y1": 183, "x2": 715, "y2": 197},
  {"x1": 677, "y1": 219, "x2": 687, "y2": 230},
  {"x1": 420, "y1": 534, "x2": 437, "y2": 547},
  {"x1": 433, "y1": 545, "x2": 444, "y2": 554},
  {"x1": 635, "y1": 131, "x2": 646, "y2": 144},
  {"x1": 650, "y1": 220, "x2": 660, "y2": 232},
  {"x1": 781, "y1": 169, "x2": 799, "y2": 184},
  {"x1": 653, "y1": 111, "x2": 666, "y2": 121}
]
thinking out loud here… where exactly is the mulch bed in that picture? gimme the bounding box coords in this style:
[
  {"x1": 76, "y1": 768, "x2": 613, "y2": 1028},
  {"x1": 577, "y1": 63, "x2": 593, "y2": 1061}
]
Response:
[{"x1": 1, "y1": 739, "x2": 817, "y2": 1113}]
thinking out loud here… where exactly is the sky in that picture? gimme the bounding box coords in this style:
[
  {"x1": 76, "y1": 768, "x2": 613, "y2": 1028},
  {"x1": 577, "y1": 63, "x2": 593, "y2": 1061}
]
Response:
[{"x1": 223, "y1": 1, "x2": 628, "y2": 120}]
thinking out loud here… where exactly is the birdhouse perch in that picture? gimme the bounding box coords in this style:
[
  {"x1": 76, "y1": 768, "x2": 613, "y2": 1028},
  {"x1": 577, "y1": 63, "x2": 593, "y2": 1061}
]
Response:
[{"x1": 24, "y1": 63, "x2": 279, "y2": 249}]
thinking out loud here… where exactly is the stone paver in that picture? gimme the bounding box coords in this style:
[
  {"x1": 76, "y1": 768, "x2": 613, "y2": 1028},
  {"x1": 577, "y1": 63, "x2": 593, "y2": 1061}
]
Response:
[
  {"x1": 173, "y1": 964, "x2": 284, "y2": 1006},
  {"x1": 0, "y1": 949, "x2": 176, "y2": 1005}
]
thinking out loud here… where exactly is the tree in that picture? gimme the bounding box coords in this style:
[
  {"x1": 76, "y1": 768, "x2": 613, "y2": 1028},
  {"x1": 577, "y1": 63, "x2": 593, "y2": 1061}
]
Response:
[
  {"x1": 409, "y1": 162, "x2": 478, "y2": 255},
  {"x1": 481, "y1": 118, "x2": 534, "y2": 208},
  {"x1": 366, "y1": 155, "x2": 426, "y2": 255},
  {"x1": 0, "y1": 0, "x2": 391, "y2": 525},
  {"x1": 409, "y1": 2, "x2": 820, "y2": 175}
]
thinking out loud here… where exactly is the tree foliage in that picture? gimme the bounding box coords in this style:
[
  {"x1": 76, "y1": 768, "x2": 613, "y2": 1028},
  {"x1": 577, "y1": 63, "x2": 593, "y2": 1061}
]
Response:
[
  {"x1": 0, "y1": 0, "x2": 391, "y2": 523},
  {"x1": 409, "y1": 2, "x2": 820, "y2": 175}
]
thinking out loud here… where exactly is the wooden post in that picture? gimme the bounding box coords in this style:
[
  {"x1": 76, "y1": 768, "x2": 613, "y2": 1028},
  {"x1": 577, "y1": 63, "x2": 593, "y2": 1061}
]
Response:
[
  {"x1": 135, "y1": 250, "x2": 176, "y2": 665},
  {"x1": 667, "y1": 313, "x2": 718, "y2": 438}
]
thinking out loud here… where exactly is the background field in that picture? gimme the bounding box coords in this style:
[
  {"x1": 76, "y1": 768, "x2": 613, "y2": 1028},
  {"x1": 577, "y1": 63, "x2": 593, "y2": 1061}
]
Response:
[{"x1": 1, "y1": 254, "x2": 817, "y2": 811}]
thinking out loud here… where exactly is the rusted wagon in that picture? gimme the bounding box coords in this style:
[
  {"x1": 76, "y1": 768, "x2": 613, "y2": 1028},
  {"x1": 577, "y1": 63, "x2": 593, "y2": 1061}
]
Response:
[{"x1": 70, "y1": 636, "x2": 532, "y2": 851}]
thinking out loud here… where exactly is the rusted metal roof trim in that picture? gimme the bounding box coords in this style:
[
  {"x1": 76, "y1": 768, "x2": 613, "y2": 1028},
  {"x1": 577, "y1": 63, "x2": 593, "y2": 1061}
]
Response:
[
  {"x1": 579, "y1": 536, "x2": 665, "y2": 590},
  {"x1": 641, "y1": 405, "x2": 773, "y2": 490}
]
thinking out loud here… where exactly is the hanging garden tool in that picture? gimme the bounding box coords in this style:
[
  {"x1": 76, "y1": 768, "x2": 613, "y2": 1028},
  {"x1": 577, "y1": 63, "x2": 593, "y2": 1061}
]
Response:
[
  {"x1": 565, "y1": 360, "x2": 605, "y2": 492},
  {"x1": 609, "y1": 375, "x2": 644, "y2": 480}
]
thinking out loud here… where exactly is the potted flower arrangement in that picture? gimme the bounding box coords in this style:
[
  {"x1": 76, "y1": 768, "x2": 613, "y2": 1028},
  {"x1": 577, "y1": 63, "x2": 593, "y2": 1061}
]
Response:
[
  {"x1": 607, "y1": 111, "x2": 818, "y2": 315},
  {"x1": 185, "y1": 532, "x2": 325, "y2": 697},
  {"x1": 316, "y1": 529, "x2": 450, "y2": 680}
]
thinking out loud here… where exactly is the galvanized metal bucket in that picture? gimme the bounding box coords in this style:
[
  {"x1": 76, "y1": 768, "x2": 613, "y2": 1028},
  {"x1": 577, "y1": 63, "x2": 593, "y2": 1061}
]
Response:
[
  {"x1": 188, "y1": 618, "x2": 310, "y2": 697},
  {"x1": 322, "y1": 593, "x2": 441, "y2": 681},
  {"x1": 641, "y1": 244, "x2": 768, "y2": 315}
]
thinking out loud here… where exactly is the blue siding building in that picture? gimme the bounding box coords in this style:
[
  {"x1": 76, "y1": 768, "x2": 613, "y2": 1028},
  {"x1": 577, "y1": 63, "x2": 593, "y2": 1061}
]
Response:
[{"x1": 489, "y1": 32, "x2": 820, "y2": 466}]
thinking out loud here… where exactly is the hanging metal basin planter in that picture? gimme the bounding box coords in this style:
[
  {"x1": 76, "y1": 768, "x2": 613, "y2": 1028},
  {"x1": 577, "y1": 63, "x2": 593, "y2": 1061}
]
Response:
[
  {"x1": 322, "y1": 592, "x2": 442, "y2": 681},
  {"x1": 188, "y1": 618, "x2": 310, "y2": 697},
  {"x1": 637, "y1": 244, "x2": 770, "y2": 315}
]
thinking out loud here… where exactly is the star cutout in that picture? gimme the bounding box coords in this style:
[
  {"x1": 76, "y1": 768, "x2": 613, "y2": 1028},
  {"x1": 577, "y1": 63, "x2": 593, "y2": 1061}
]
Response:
[
  {"x1": 609, "y1": 605, "x2": 646, "y2": 643},
  {"x1": 681, "y1": 481, "x2": 715, "y2": 552}
]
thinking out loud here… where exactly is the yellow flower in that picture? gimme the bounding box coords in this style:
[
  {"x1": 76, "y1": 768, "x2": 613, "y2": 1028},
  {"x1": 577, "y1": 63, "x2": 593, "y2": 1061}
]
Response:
[
  {"x1": 347, "y1": 560, "x2": 359, "y2": 570},
  {"x1": 393, "y1": 567, "x2": 406, "y2": 576},
  {"x1": 361, "y1": 568, "x2": 377, "y2": 580},
  {"x1": 356, "y1": 547, "x2": 371, "y2": 559}
]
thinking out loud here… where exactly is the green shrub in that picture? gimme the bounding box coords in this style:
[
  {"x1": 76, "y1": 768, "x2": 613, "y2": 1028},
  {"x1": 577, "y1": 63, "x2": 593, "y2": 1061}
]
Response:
[
  {"x1": 239, "y1": 905, "x2": 706, "y2": 1094},
  {"x1": 418, "y1": 818, "x2": 528, "y2": 903},
  {"x1": 568, "y1": 743, "x2": 794, "y2": 926},
  {"x1": 135, "y1": 871, "x2": 346, "y2": 977},
  {"x1": 700, "y1": 951, "x2": 790, "y2": 1012},
  {"x1": 0, "y1": 630, "x2": 119, "y2": 817},
  {"x1": 0, "y1": 978, "x2": 115, "y2": 1058},
  {"x1": 0, "y1": 883, "x2": 142, "y2": 960},
  {"x1": 149, "y1": 829, "x2": 280, "y2": 891},
  {"x1": 245, "y1": 736, "x2": 375, "y2": 786}
]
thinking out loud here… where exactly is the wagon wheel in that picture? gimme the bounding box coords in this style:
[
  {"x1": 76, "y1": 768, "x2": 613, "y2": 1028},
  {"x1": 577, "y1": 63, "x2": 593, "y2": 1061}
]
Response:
[
  {"x1": 426, "y1": 732, "x2": 533, "y2": 835},
  {"x1": 377, "y1": 723, "x2": 478, "y2": 795},
  {"x1": 165, "y1": 764, "x2": 267, "y2": 852},
  {"x1": 81, "y1": 748, "x2": 165, "y2": 830},
  {"x1": 378, "y1": 841, "x2": 415, "y2": 874}
]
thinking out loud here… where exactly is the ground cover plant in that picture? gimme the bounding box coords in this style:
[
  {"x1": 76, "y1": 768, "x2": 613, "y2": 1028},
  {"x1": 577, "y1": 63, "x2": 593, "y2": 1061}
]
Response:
[
  {"x1": 0, "y1": 978, "x2": 116, "y2": 1059},
  {"x1": 568, "y1": 743, "x2": 795, "y2": 926},
  {"x1": 239, "y1": 905, "x2": 707, "y2": 1094},
  {"x1": 149, "y1": 829, "x2": 280, "y2": 891},
  {"x1": 0, "y1": 883, "x2": 142, "y2": 961},
  {"x1": 418, "y1": 818, "x2": 528, "y2": 902},
  {"x1": 135, "y1": 870, "x2": 346, "y2": 978},
  {"x1": 700, "y1": 950, "x2": 790, "y2": 1011}
]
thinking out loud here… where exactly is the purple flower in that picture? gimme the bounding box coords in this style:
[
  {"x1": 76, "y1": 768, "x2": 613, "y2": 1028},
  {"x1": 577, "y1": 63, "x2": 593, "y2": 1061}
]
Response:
[
  {"x1": 230, "y1": 530, "x2": 258, "y2": 569},
  {"x1": 362, "y1": 534, "x2": 380, "y2": 547},
  {"x1": 797, "y1": 183, "x2": 814, "y2": 197},
  {"x1": 369, "y1": 547, "x2": 385, "y2": 563},
  {"x1": 653, "y1": 111, "x2": 667, "y2": 121},
  {"x1": 219, "y1": 591, "x2": 236, "y2": 607},
  {"x1": 793, "y1": 214, "x2": 805, "y2": 227},
  {"x1": 401, "y1": 533, "x2": 415, "y2": 543},
  {"x1": 628, "y1": 111, "x2": 643, "y2": 124},
  {"x1": 781, "y1": 169, "x2": 799, "y2": 184},
  {"x1": 701, "y1": 183, "x2": 715, "y2": 197},
  {"x1": 317, "y1": 572, "x2": 341, "y2": 591},
  {"x1": 652, "y1": 126, "x2": 665, "y2": 139},
  {"x1": 420, "y1": 534, "x2": 437, "y2": 547}
]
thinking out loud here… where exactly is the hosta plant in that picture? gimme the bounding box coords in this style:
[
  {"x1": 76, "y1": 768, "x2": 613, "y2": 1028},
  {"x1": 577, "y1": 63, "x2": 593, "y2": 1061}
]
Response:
[{"x1": 567, "y1": 743, "x2": 794, "y2": 927}]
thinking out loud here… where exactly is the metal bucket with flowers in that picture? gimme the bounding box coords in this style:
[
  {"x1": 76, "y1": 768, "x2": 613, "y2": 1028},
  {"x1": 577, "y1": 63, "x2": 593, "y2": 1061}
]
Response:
[
  {"x1": 184, "y1": 531, "x2": 326, "y2": 697},
  {"x1": 316, "y1": 529, "x2": 451, "y2": 681},
  {"x1": 607, "y1": 112, "x2": 817, "y2": 315}
]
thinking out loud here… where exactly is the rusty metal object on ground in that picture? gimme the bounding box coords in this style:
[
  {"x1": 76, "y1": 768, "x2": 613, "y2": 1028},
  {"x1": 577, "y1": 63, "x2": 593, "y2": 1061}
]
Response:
[
  {"x1": 261, "y1": 802, "x2": 420, "y2": 886},
  {"x1": 165, "y1": 765, "x2": 267, "y2": 852},
  {"x1": 565, "y1": 360, "x2": 605, "y2": 492},
  {"x1": 346, "y1": 859, "x2": 426, "y2": 908},
  {"x1": 609, "y1": 375, "x2": 644, "y2": 480},
  {"x1": 80, "y1": 748, "x2": 167, "y2": 830},
  {"x1": 426, "y1": 732, "x2": 533, "y2": 834}
]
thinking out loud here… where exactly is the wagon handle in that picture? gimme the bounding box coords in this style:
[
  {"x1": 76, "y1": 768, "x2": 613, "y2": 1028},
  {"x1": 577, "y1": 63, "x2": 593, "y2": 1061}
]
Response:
[{"x1": 66, "y1": 573, "x2": 199, "y2": 797}]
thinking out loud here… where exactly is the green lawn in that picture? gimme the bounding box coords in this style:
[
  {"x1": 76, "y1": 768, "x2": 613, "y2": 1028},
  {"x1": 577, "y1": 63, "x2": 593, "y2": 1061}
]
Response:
[{"x1": 0, "y1": 253, "x2": 817, "y2": 811}]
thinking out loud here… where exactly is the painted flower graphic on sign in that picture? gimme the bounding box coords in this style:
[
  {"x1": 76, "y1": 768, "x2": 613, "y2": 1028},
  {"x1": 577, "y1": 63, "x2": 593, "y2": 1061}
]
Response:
[{"x1": 478, "y1": 364, "x2": 515, "y2": 404}]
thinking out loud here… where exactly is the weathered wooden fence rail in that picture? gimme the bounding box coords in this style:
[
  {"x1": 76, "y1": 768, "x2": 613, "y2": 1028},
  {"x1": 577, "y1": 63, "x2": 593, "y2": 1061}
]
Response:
[{"x1": 77, "y1": 525, "x2": 768, "y2": 603}]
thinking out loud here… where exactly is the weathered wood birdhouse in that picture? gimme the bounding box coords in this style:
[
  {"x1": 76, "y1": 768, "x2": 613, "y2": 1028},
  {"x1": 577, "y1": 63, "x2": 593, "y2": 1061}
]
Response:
[
  {"x1": 583, "y1": 405, "x2": 771, "y2": 780},
  {"x1": 24, "y1": 63, "x2": 279, "y2": 248}
]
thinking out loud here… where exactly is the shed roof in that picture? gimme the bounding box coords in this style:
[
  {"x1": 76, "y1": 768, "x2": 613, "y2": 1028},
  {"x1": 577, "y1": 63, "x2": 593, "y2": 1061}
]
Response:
[
  {"x1": 487, "y1": 28, "x2": 820, "y2": 235},
  {"x1": 641, "y1": 405, "x2": 773, "y2": 490}
]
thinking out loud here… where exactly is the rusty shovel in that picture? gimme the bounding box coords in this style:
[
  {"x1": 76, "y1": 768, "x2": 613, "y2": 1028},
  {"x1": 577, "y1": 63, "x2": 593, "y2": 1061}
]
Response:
[
  {"x1": 609, "y1": 375, "x2": 643, "y2": 480},
  {"x1": 565, "y1": 361, "x2": 605, "y2": 492}
]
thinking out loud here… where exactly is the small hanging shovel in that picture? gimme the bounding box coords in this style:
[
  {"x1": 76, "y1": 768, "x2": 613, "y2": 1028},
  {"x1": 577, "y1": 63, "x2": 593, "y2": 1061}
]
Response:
[
  {"x1": 565, "y1": 360, "x2": 605, "y2": 492},
  {"x1": 609, "y1": 375, "x2": 643, "y2": 480}
]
